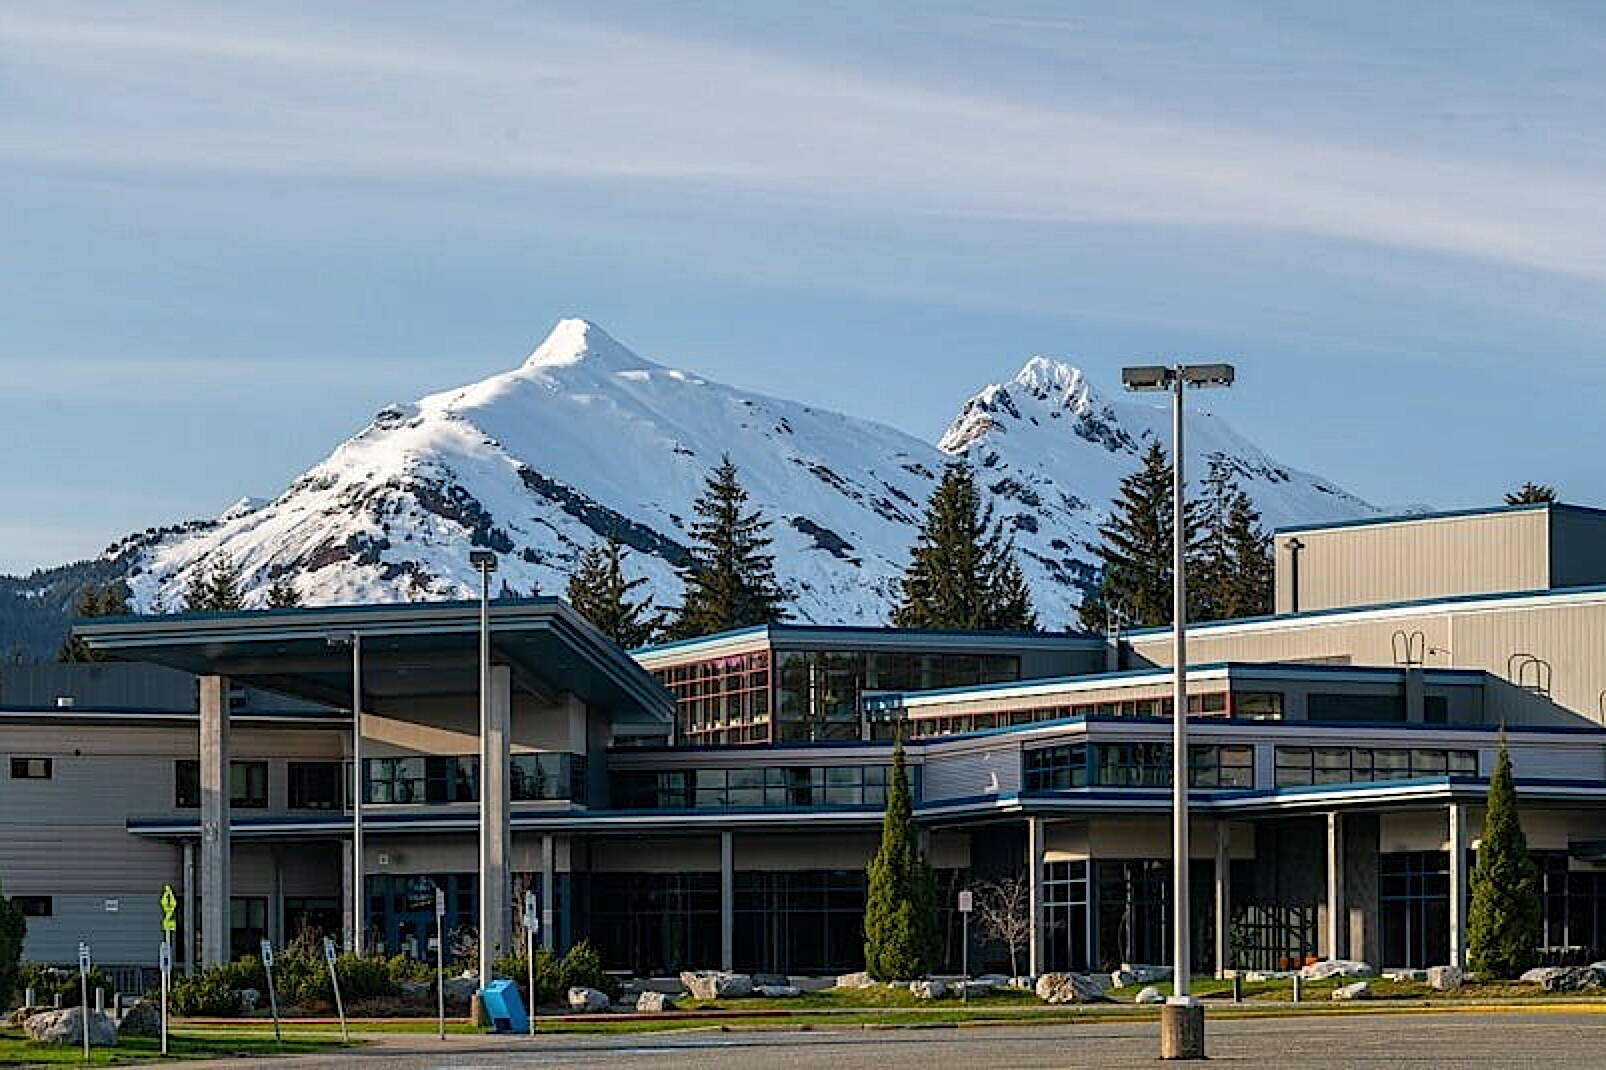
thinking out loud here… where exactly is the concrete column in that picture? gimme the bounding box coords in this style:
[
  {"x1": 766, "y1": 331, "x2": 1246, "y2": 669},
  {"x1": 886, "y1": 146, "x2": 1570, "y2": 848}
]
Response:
[
  {"x1": 540, "y1": 833, "x2": 557, "y2": 951},
  {"x1": 181, "y1": 840, "x2": 196, "y2": 976},
  {"x1": 1214, "y1": 822, "x2": 1232, "y2": 977},
  {"x1": 720, "y1": 831, "x2": 735, "y2": 971},
  {"x1": 341, "y1": 838, "x2": 356, "y2": 953},
  {"x1": 198, "y1": 674, "x2": 231, "y2": 968},
  {"x1": 1449, "y1": 804, "x2": 1468, "y2": 969},
  {"x1": 1027, "y1": 817, "x2": 1046, "y2": 976},
  {"x1": 1326, "y1": 812, "x2": 1345, "y2": 960},
  {"x1": 270, "y1": 850, "x2": 284, "y2": 947},
  {"x1": 481, "y1": 665, "x2": 513, "y2": 964}
]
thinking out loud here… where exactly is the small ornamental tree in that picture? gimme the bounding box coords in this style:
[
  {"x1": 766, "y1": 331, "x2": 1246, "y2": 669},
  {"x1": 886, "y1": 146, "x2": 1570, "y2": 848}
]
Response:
[
  {"x1": 971, "y1": 874, "x2": 1032, "y2": 977},
  {"x1": 863, "y1": 738, "x2": 939, "y2": 980},
  {"x1": 1467, "y1": 747, "x2": 1542, "y2": 978},
  {"x1": 0, "y1": 876, "x2": 26, "y2": 1010}
]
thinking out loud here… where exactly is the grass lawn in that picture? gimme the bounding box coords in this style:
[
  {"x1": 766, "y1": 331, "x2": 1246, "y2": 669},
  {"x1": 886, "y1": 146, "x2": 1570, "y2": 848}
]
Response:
[{"x1": 0, "y1": 1026, "x2": 354, "y2": 1066}]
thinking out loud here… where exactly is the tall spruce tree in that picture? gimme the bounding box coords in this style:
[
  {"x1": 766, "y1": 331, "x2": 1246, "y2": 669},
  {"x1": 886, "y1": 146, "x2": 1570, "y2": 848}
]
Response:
[
  {"x1": 1467, "y1": 747, "x2": 1542, "y2": 978},
  {"x1": 671, "y1": 456, "x2": 790, "y2": 639},
  {"x1": 893, "y1": 461, "x2": 1038, "y2": 631},
  {"x1": 863, "y1": 738, "x2": 939, "y2": 979},
  {"x1": 265, "y1": 576, "x2": 303, "y2": 609},
  {"x1": 1505, "y1": 482, "x2": 1558, "y2": 505},
  {"x1": 0, "y1": 873, "x2": 25, "y2": 1011},
  {"x1": 57, "y1": 581, "x2": 131, "y2": 662},
  {"x1": 183, "y1": 554, "x2": 246, "y2": 612},
  {"x1": 566, "y1": 536, "x2": 661, "y2": 649},
  {"x1": 1193, "y1": 459, "x2": 1273, "y2": 622},
  {"x1": 1081, "y1": 442, "x2": 1199, "y2": 631}
]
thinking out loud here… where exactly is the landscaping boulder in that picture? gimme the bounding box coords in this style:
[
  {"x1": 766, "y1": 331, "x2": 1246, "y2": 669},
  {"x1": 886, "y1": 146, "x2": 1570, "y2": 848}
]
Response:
[
  {"x1": 1383, "y1": 969, "x2": 1427, "y2": 983},
  {"x1": 753, "y1": 973, "x2": 791, "y2": 987},
  {"x1": 23, "y1": 1007, "x2": 118, "y2": 1047},
  {"x1": 1332, "y1": 981, "x2": 1371, "y2": 1001},
  {"x1": 1036, "y1": 972, "x2": 1107, "y2": 1004},
  {"x1": 567, "y1": 986, "x2": 611, "y2": 1013},
  {"x1": 237, "y1": 988, "x2": 261, "y2": 1013},
  {"x1": 955, "y1": 980, "x2": 996, "y2": 998},
  {"x1": 441, "y1": 975, "x2": 480, "y2": 1012},
  {"x1": 1426, "y1": 965, "x2": 1463, "y2": 991},
  {"x1": 1134, "y1": 986, "x2": 1165, "y2": 1005},
  {"x1": 1301, "y1": 959, "x2": 1373, "y2": 981},
  {"x1": 756, "y1": 984, "x2": 802, "y2": 998},
  {"x1": 835, "y1": 971, "x2": 877, "y2": 989},
  {"x1": 679, "y1": 970, "x2": 754, "y2": 1000},
  {"x1": 635, "y1": 991, "x2": 676, "y2": 1013},
  {"x1": 1006, "y1": 975, "x2": 1036, "y2": 991},
  {"x1": 1242, "y1": 970, "x2": 1295, "y2": 982},
  {"x1": 1111, "y1": 964, "x2": 1172, "y2": 988},
  {"x1": 910, "y1": 980, "x2": 947, "y2": 1000},
  {"x1": 118, "y1": 999, "x2": 163, "y2": 1038},
  {"x1": 1520, "y1": 965, "x2": 1605, "y2": 992}
]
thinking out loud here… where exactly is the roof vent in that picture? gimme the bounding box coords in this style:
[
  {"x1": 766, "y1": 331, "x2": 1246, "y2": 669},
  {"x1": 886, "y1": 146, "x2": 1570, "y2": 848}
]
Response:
[{"x1": 56, "y1": 696, "x2": 75, "y2": 709}]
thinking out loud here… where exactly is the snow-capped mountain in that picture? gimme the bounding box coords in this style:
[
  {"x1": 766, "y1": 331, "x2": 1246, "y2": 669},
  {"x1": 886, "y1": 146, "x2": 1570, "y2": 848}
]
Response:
[{"x1": 110, "y1": 319, "x2": 1375, "y2": 628}]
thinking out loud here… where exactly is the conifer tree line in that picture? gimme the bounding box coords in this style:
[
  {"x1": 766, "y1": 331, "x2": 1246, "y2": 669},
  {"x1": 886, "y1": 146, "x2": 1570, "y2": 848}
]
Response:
[{"x1": 1079, "y1": 447, "x2": 1273, "y2": 632}]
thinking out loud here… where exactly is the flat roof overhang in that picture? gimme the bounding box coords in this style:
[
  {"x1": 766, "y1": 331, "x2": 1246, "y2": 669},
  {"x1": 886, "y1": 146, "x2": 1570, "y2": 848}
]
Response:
[{"x1": 74, "y1": 598, "x2": 674, "y2": 725}]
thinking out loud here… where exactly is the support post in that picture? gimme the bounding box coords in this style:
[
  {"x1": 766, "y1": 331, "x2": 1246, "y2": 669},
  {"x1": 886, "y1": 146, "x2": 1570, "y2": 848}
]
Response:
[
  {"x1": 198, "y1": 674, "x2": 231, "y2": 968},
  {"x1": 720, "y1": 831, "x2": 735, "y2": 971},
  {"x1": 1027, "y1": 817, "x2": 1045, "y2": 976},
  {"x1": 270, "y1": 849, "x2": 285, "y2": 947},
  {"x1": 1214, "y1": 822, "x2": 1231, "y2": 978},
  {"x1": 1326, "y1": 812, "x2": 1345, "y2": 960},
  {"x1": 540, "y1": 834, "x2": 556, "y2": 952},
  {"x1": 342, "y1": 839, "x2": 356, "y2": 955},
  {"x1": 350, "y1": 632, "x2": 365, "y2": 956},
  {"x1": 1449, "y1": 803, "x2": 1468, "y2": 969},
  {"x1": 480, "y1": 664, "x2": 513, "y2": 979}
]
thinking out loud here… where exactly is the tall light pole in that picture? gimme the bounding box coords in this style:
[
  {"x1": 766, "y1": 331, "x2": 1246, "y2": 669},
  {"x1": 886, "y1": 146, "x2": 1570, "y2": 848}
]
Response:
[
  {"x1": 327, "y1": 631, "x2": 365, "y2": 956},
  {"x1": 1122, "y1": 362, "x2": 1234, "y2": 1061},
  {"x1": 468, "y1": 550, "x2": 498, "y2": 995}
]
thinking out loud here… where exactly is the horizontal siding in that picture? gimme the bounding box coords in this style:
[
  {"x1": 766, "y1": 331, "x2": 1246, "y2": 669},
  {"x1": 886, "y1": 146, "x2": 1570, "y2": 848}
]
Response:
[{"x1": 23, "y1": 894, "x2": 179, "y2": 967}]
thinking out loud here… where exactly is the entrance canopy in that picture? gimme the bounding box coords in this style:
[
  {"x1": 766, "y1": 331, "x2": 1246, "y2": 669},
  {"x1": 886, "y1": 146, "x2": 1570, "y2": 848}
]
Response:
[{"x1": 74, "y1": 598, "x2": 674, "y2": 725}]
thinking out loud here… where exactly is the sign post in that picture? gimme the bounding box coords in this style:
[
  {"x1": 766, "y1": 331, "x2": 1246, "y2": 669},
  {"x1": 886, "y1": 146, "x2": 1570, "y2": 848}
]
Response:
[
  {"x1": 323, "y1": 938, "x2": 349, "y2": 1042},
  {"x1": 160, "y1": 885, "x2": 177, "y2": 1056},
  {"x1": 260, "y1": 940, "x2": 282, "y2": 1047},
  {"x1": 77, "y1": 942, "x2": 91, "y2": 1063},
  {"x1": 434, "y1": 885, "x2": 447, "y2": 1041},
  {"x1": 957, "y1": 890, "x2": 974, "y2": 1004},
  {"x1": 523, "y1": 891, "x2": 539, "y2": 1035}
]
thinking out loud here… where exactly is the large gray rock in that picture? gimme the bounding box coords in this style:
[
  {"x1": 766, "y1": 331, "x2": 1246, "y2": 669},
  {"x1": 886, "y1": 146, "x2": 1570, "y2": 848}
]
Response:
[
  {"x1": 118, "y1": 999, "x2": 162, "y2": 1038},
  {"x1": 679, "y1": 970, "x2": 754, "y2": 1000},
  {"x1": 1035, "y1": 972, "x2": 1107, "y2": 1004},
  {"x1": 910, "y1": 980, "x2": 947, "y2": 1000},
  {"x1": 1521, "y1": 965, "x2": 1606, "y2": 992},
  {"x1": 1006, "y1": 975, "x2": 1037, "y2": 991},
  {"x1": 1111, "y1": 964, "x2": 1172, "y2": 988},
  {"x1": 635, "y1": 991, "x2": 677, "y2": 1013},
  {"x1": 756, "y1": 984, "x2": 802, "y2": 998},
  {"x1": 1134, "y1": 986, "x2": 1165, "y2": 1005},
  {"x1": 955, "y1": 980, "x2": 996, "y2": 998},
  {"x1": 567, "y1": 986, "x2": 610, "y2": 1013},
  {"x1": 1426, "y1": 965, "x2": 1464, "y2": 991},
  {"x1": 441, "y1": 975, "x2": 480, "y2": 1012},
  {"x1": 237, "y1": 988, "x2": 261, "y2": 1013},
  {"x1": 23, "y1": 1007, "x2": 119, "y2": 1047},
  {"x1": 1332, "y1": 981, "x2": 1371, "y2": 1001},
  {"x1": 1301, "y1": 959, "x2": 1373, "y2": 981},
  {"x1": 835, "y1": 971, "x2": 877, "y2": 989},
  {"x1": 752, "y1": 973, "x2": 791, "y2": 987}
]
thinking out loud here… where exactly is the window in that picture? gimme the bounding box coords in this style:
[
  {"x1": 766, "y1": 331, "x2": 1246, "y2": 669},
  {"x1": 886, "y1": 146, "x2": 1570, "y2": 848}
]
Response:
[
  {"x1": 365, "y1": 756, "x2": 477, "y2": 804},
  {"x1": 9, "y1": 757, "x2": 52, "y2": 779},
  {"x1": 610, "y1": 764, "x2": 896, "y2": 809},
  {"x1": 1424, "y1": 695, "x2": 1449, "y2": 724},
  {"x1": 288, "y1": 762, "x2": 344, "y2": 810},
  {"x1": 1024, "y1": 744, "x2": 1088, "y2": 791},
  {"x1": 1307, "y1": 692, "x2": 1406, "y2": 723},
  {"x1": 175, "y1": 760, "x2": 269, "y2": 808},
  {"x1": 229, "y1": 897, "x2": 268, "y2": 961},
  {"x1": 1275, "y1": 747, "x2": 1478, "y2": 787},
  {"x1": 16, "y1": 896, "x2": 52, "y2": 917},
  {"x1": 1233, "y1": 692, "x2": 1284, "y2": 720},
  {"x1": 1095, "y1": 743, "x2": 1171, "y2": 787},
  {"x1": 511, "y1": 753, "x2": 586, "y2": 804},
  {"x1": 1189, "y1": 745, "x2": 1254, "y2": 789}
]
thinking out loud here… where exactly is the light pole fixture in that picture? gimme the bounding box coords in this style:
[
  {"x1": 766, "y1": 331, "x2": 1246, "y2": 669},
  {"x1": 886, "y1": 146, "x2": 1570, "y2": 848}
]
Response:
[
  {"x1": 1122, "y1": 361, "x2": 1235, "y2": 1061},
  {"x1": 468, "y1": 550, "x2": 498, "y2": 994},
  {"x1": 326, "y1": 631, "x2": 365, "y2": 956}
]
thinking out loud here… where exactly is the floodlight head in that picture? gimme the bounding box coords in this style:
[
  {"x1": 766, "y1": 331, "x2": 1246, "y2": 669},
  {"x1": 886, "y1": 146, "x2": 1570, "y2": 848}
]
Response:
[
  {"x1": 1179, "y1": 362, "x2": 1235, "y2": 388},
  {"x1": 468, "y1": 550, "x2": 499, "y2": 573},
  {"x1": 1121, "y1": 365, "x2": 1173, "y2": 392}
]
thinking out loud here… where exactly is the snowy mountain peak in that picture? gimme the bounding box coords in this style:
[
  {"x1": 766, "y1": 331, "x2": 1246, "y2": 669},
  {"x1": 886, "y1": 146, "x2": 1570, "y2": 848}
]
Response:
[
  {"x1": 939, "y1": 356, "x2": 1111, "y2": 454},
  {"x1": 1012, "y1": 356, "x2": 1094, "y2": 409},
  {"x1": 522, "y1": 318, "x2": 643, "y2": 371}
]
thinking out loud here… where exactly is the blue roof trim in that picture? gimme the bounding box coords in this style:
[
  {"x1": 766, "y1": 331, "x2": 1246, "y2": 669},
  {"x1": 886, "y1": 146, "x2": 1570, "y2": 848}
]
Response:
[
  {"x1": 1272, "y1": 501, "x2": 1606, "y2": 537},
  {"x1": 631, "y1": 623, "x2": 1103, "y2": 657},
  {"x1": 76, "y1": 594, "x2": 563, "y2": 629}
]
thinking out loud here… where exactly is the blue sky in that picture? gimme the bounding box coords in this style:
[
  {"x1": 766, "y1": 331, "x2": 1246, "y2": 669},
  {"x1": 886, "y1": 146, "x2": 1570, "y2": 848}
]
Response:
[{"x1": 4, "y1": 1, "x2": 1606, "y2": 572}]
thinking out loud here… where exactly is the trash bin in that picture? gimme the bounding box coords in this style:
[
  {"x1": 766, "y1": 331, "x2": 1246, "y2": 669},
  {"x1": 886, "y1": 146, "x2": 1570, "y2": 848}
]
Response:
[{"x1": 479, "y1": 979, "x2": 529, "y2": 1034}]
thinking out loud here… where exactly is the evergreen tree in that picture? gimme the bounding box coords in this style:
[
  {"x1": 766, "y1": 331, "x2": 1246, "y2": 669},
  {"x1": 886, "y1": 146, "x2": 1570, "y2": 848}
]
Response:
[
  {"x1": 1467, "y1": 747, "x2": 1542, "y2": 978},
  {"x1": 0, "y1": 875, "x2": 24, "y2": 1011},
  {"x1": 265, "y1": 576, "x2": 303, "y2": 609},
  {"x1": 893, "y1": 461, "x2": 1037, "y2": 631},
  {"x1": 57, "y1": 581, "x2": 131, "y2": 662},
  {"x1": 1084, "y1": 442, "x2": 1199, "y2": 629},
  {"x1": 565, "y1": 536, "x2": 661, "y2": 649},
  {"x1": 863, "y1": 738, "x2": 938, "y2": 979},
  {"x1": 182, "y1": 554, "x2": 246, "y2": 612},
  {"x1": 1193, "y1": 459, "x2": 1272, "y2": 621},
  {"x1": 671, "y1": 456, "x2": 790, "y2": 639},
  {"x1": 1505, "y1": 482, "x2": 1558, "y2": 505}
]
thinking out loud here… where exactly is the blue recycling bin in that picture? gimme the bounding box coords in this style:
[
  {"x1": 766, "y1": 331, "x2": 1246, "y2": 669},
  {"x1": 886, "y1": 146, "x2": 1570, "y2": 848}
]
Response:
[{"x1": 479, "y1": 979, "x2": 529, "y2": 1034}]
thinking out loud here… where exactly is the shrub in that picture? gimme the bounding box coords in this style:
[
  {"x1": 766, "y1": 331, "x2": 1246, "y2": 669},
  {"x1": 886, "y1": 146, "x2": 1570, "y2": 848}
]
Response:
[
  {"x1": 171, "y1": 969, "x2": 241, "y2": 1017},
  {"x1": 385, "y1": 953, "x2": 434, "y2": 985},
  {"x1": 561, "y1": 940, "x2": 617, "y2": 997},
  {"x1": 14, "y1": 963, "x2": 108, "y2": 1009}
]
